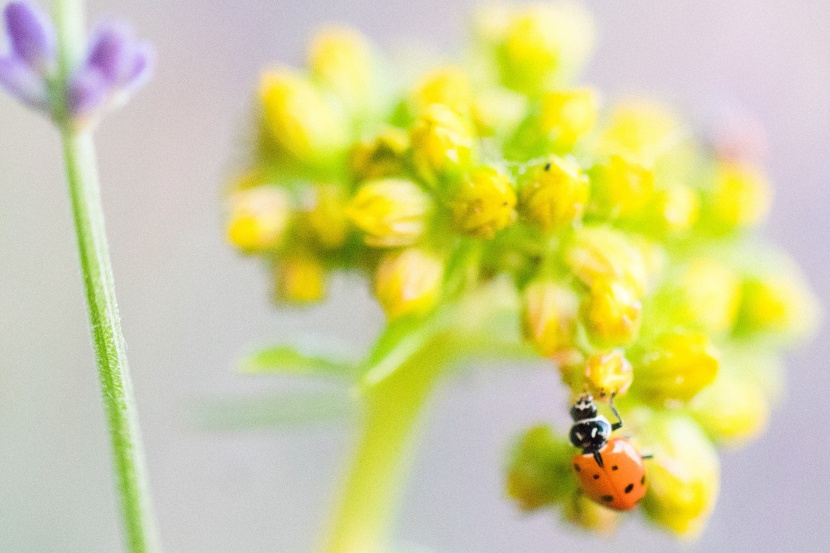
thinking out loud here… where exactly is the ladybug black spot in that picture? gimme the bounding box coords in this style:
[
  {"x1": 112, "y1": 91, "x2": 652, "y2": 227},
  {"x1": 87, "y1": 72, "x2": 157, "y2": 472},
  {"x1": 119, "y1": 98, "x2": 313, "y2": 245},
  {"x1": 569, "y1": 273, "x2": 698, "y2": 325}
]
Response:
[
  {"x1": 611, "y1": 465, "x2": 618, "y2": 471},
  {"x1": 593, "y1": 474, "x2": 600, "y2": 480},
  {"x1": 601, "y1": 495, "x2": 614, "y2": 502},
  {"x1": 625, "y1": 483, "x2": 634, "y2": 493},
  {"x1": 574, "y1": 464, "x2": 581, "y2": 472}
]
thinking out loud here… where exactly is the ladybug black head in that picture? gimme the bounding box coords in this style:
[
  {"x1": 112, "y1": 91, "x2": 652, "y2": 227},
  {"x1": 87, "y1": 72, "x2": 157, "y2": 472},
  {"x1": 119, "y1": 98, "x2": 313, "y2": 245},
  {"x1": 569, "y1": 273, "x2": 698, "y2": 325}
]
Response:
[{"x1": 569, "y1": 393, "x2": 598, "y2": 421}]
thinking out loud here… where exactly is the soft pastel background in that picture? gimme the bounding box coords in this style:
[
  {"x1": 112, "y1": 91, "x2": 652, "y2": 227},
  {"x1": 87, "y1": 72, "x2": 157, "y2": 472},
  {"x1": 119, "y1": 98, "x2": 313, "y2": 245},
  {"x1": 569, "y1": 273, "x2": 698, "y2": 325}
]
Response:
[{"x1": 1, "y1": 0, "x2": 828, "y2": 551}]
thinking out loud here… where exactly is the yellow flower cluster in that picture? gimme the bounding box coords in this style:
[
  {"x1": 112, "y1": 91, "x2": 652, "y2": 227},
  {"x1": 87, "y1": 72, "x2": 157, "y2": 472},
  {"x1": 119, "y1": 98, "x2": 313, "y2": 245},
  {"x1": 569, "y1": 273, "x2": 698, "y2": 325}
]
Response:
[{"x1": 225, "y1": 3, "x2": 818, "y2": 538}]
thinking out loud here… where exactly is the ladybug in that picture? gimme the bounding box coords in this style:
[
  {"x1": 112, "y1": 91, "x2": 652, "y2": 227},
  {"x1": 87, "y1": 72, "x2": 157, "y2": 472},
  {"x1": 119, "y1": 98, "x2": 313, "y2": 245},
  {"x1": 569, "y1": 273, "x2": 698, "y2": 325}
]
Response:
[{"x1": 569, "y1": 393, "x2": 647, "y2": 511}]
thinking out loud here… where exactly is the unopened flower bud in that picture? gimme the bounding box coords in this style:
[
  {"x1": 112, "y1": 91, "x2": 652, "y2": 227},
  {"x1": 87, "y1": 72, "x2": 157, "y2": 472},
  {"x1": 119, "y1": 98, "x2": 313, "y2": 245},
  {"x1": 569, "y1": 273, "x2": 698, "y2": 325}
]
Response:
[
  {"x1": 350, "y1": 127, "x2": 410, "y2": 180},
  {"x1": 506, "y1": 425, "x2": 577, "y2": 510},
  {"x1": 494, "y1": 4, "x2": 595, "y2": 95},
  {"x1": 562, "y1": 490, "x2": 618, "y2": 533},
  {"x1": 410, "y1": 104, "x2": 475, "y2": 186},
  {"x1": 667, "y1": 259, "x2": 742, "y2": 334},
  {"x1": 599, "y1": 99, "x2": 681, "y2": 161},
  {"x1": 521, "y1": 279, "x2": 580, "y2": 358},
  {"x1": 347, "y1": 178, "x2": 432, "y2": 247},
  {"x1": 519, "y1": 156, "x2": 589, "y2": 232},
  {"x1": 736, "y1": 272, "x2": 819, "y2": 341},
  {"x1": 275, "y1": 254, "x2": 327, "y2": 303},
  {"x1": 410, "y1": 66, "x2": 472, "y2": 116},
  {"x1": 584, "y1": 350, "x2": 633, "y2": 400},
  {"x1": 449, "y1": 166, "x2": 516, "y2": 238},
  {"x1": 590, "y1": 154, "x2": 655, "y2": 219},
  {"x1": 690, "y1": 373, "x2": 769, "y2": 445},
  {"x1": 639, "y1": 413, "x2": 720, "y2": 537},
  {"x1": 308, "y1": 26, "x2": 372, "y2": 112},
  {"x1": 632, "y1": 333, "x2": 719, "y2": 404},
  {"x1": 565, "y1": 226, "x2": 649, "y2": 296},
  {"x1": 539, "y1": 88, "x2": 599, "y2": 149},
  {"x1": 374, "y1": 247, "x2": 444, "y2": 319},
  {"x1": 648, "y1": 184, "x2": 699, "y2": 234},
  {"x1": 582, "y1": 279, "x2": 642, "y2": 347},
  {"x1": 259, "y1": 68, "x2": 348, "y2": 166},
  {"x1": 226, "y1": 186, "x2": 291, "y2": 252},
  {"x1": 707, "y1": 160, "x2": 771, "y2": 230}
]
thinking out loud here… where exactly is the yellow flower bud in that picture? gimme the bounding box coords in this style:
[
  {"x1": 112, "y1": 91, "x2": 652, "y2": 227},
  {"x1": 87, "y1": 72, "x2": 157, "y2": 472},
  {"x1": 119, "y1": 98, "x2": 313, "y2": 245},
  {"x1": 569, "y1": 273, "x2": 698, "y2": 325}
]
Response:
[
  {"x1": 275, "y1": 254, "x2": 327, "y2": 303},
  {"x1": 668, "y1": 259, "x2": 742, "y2": 334},
  {"x1": 350, "y1": 127, "x2": 410, "y2": 180},
  {"x1": 519, "y1": 156, "x2": 589, "y2": 232},
  {"x1": 259, "y1": 68, "x2": 348, "y2": 166},
  {"x1": 565, "y1": 226, "x2": 649, "y2": 296},
  {"x1": 411, "y1": 66, "x2": 472, "y2": 115},
  {"x1": 506, "y1": 425, "x2": 577, "y2": 510},
  {"x1": 303, "y1": 184, "x2": 350, "y2": 249},
  {"x1": 562, "y1": 491, "x2": 618, "y2": 533},
  {"x1": 708, "y1": 160, "x2": 772, "y2": 230},
  {"x1": 584, "y1": 350, "x2": 633, "y2": 400},
  {"x1": 736, "y1": 272, "x2": 820, "y2": 341},
  {"x1": 582, "y1": 279, "x2": 642, "y2": 347},
  {"x1": 226, "y1": 187, "x2": 291, "y2": 252},
  {"x1": 590, "y1": 154, "x2": 655, "y2": 219},
  {"x1": 308, "y1": 26, "x2": 372, "y2": 111},
  {"x1": 633, "y1": 333, "x2": 719, "y2": 404},
  {"x1": 495, "y1": 4, "x2": 595, "y2": 95},
  {"x1": 599, "y1": 99, "x2": 682, "y2": 161},
  {"x1": 639, "y1": 414, "x2": 720, "y2": 537},
  {"x1": 472, "y1": 88, "x2": 527, "y2": 137},
  {"x1": 539, "y1": 88, "x2": 599, "y2": 148},
  {"x1": 521, "y1": 279, "x2": 580, "y2": 358},
  {"x1": 648, "y1": 184, "x2": 699, "y2": 234},
  {"x1": 449, "y1": 166, "x2": 517, "y2": 238},
  {"x1": 690, "y1": 373, "x2": 769, "y2": 445},
  {"x1": 347, "y1": 178, "x2": 432, "y2": 247},
  {"x1": 410, "y1": 104, "x2": 475, "y2": 186},
  {"x1": 374, "y1": 247, "x2": 444, "y2": 319}
]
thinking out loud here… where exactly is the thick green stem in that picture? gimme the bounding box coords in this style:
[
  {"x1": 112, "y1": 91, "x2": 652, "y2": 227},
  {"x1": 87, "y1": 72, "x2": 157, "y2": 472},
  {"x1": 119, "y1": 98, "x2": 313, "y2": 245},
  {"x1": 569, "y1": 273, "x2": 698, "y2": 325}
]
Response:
[
  {"x1": 320, "y1": 356, "x2": 444, "y2": 553},
  {"x1": 52, "y1": 1, "x2": 161, "y2": 552}
]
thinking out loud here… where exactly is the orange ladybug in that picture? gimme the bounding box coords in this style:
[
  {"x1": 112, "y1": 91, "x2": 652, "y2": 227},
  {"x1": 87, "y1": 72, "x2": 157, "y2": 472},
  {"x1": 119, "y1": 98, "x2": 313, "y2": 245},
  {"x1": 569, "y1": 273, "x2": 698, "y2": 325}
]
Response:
[{"x1": 569, "y1": 393, "x2": 647, "y2": 511}]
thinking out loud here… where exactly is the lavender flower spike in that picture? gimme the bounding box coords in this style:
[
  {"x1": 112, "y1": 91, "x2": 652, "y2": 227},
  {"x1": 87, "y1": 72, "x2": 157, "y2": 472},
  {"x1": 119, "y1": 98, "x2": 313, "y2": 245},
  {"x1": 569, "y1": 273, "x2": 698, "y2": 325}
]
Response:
[
  {"x1": 0, "y1": 1, "x2": 153, "y2": 128},
  {"x1": 4, "y1": 1, "x2": 55, "y2": 72},
  {"x1": 68, "y1": 20, "x2": 155, "y2": 125},
  {"x1": 0, "y1": 2, "x2": 55, "y2": 110}
]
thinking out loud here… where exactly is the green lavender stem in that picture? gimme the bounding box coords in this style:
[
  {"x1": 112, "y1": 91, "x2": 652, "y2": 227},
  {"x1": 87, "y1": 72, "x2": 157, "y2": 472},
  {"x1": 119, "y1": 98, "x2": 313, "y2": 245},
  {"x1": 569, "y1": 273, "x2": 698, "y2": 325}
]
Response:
[
  {"x1": 52, "y1": 1, "x2": 161, "y2": 552},
  {"x1": 60, "y1": 130, "x2": 161, "y2": 553}
]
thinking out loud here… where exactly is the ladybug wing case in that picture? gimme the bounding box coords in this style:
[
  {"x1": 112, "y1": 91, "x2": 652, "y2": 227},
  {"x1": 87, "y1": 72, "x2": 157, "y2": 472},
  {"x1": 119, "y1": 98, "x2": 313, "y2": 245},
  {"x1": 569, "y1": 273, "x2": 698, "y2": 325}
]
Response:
[{"x1": 572, "y1": 437, "x2": 647, "y2": 511}]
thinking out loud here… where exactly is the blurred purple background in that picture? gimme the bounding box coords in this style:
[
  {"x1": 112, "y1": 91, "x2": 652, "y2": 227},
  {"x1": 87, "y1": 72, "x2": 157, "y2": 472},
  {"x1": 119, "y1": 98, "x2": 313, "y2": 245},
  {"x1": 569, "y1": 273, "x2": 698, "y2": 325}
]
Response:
[{"x1": 1, "y1": 1, "x2": 828, "y2": 551}]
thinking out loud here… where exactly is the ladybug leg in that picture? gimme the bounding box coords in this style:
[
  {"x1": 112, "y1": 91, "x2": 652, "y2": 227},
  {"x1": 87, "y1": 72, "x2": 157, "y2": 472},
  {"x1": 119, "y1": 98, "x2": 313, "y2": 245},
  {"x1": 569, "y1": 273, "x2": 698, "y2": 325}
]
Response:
[
  {"x1": 641, "y1": 454, "x2": 654, "y2": 460},
  {"x1": 609, "y1": 394, "x2": 623, "y2": 432}
]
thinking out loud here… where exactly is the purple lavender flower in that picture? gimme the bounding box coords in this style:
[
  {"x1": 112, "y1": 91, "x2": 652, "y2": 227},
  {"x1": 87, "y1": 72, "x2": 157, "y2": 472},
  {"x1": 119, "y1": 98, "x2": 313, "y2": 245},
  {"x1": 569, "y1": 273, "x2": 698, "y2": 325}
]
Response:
[
  {"x1": 68, "y1": 20, "x2": 154, "y2": 124},
  {"x1": 0, "y1": 1, "x2": 153, "y2": 128},
  {"x1": 0, "y1": 1, "x2": 54, "y2": 109}
]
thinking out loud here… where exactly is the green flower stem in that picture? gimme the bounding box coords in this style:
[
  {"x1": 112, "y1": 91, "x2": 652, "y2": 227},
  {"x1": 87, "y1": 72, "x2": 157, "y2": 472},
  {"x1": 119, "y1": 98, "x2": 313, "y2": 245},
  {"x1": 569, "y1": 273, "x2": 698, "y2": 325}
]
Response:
[
  {"x1": 52, "y1": 2, "x2": 161, "y2": 552},
  {"x1": 320, "y1": 351, "x2": 445, "y2": 553},
  {"x1": 60, "y1": 130, "x2": 161, "y2": 553}
]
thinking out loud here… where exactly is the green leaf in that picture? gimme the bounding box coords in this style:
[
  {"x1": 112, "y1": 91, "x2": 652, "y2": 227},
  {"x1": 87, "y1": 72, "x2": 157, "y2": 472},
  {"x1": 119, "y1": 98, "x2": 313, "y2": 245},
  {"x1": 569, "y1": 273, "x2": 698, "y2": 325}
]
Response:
[
  {"x1": 240, "y1": 337, "x2": 359, "y2": 378},
  {"x1": 189, "y1": 389, "x2": 357, "y2": 431}
]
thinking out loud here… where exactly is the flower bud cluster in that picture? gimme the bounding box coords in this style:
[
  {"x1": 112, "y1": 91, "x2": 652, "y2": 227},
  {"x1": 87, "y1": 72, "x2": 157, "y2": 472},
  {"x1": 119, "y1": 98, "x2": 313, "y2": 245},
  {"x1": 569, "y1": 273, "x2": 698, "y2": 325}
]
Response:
[{"x1": 226, "y1": 3, "x2": 818, "y2": 537}]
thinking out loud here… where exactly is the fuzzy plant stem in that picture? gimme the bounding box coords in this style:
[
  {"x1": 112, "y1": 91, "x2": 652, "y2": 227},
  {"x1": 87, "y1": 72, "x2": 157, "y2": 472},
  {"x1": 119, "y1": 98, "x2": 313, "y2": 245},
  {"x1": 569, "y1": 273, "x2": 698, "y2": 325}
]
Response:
[
  {"x1": 52, "y1": 1, "x2": 161, "y2": 552},
  {"x1": 320, "y1": 352, "x2": 444, "y2": 553}
]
